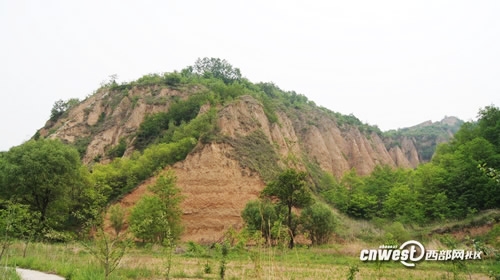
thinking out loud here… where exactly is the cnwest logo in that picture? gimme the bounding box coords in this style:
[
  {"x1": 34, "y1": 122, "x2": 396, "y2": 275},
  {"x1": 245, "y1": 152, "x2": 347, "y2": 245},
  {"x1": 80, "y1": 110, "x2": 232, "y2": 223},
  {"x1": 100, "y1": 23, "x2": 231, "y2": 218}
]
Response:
[{"x1": 359, "y1": 240, "x2": 482, "y2": 268}]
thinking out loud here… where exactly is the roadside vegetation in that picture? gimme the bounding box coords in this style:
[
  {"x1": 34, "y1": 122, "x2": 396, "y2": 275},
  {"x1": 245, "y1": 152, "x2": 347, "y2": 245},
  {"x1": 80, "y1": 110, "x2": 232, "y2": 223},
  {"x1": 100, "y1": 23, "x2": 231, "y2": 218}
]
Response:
[
  {"x1": 1, "y1": 223, "x2": 498, "y2": 280},
  {"x1": 0, "y1": 58, "x2": 499, "y2": 279}
]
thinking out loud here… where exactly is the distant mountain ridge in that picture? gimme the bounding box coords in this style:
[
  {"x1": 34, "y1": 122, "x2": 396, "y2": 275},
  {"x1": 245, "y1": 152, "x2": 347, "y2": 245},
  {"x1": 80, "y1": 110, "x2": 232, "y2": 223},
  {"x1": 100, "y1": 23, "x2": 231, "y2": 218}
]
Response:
[{"x1": 383, "y1": 116, "x2": 464, "y2": 162}]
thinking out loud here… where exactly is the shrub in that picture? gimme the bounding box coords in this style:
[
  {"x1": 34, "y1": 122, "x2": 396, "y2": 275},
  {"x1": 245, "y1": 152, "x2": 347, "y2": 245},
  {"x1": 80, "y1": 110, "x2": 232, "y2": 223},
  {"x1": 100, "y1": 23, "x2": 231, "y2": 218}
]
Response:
[
  {"x1": 107, "y1": 138, "x2": 127, "y2": 159},
  {"x1": 301, "y1": 203, "x2": 337, "y2": 245},
  {"x1": 164, "y1": 72, "x2": 182, "y2": 86},
  {"x1": 129, "y1": 195, "x2": 169, "y2": 243},
  {"x1": 193, "y1": 57, "x2": 242, "y2": 84},
  {"x1": 241, "y1": 199, "x2": 277, "y2": 243}
]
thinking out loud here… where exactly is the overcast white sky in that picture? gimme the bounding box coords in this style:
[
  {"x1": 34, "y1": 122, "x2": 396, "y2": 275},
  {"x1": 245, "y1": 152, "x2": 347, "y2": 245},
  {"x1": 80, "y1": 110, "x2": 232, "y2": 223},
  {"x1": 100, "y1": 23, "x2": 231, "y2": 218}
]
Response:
[{"x1": 1, "y1": 1, "x2": 499, "y2": 151}]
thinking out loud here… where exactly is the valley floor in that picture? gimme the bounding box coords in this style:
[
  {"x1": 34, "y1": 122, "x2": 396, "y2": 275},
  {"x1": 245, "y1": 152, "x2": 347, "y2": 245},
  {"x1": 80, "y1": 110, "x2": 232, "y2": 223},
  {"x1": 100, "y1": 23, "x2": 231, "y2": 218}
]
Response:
[{"x1": 3, "y1": 241, "x2": 496, "y2": 280}]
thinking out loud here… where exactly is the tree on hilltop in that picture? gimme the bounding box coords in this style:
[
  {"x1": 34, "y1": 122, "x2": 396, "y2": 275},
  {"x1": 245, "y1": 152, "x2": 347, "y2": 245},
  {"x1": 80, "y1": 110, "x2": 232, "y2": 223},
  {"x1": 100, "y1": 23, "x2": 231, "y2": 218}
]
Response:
[{"x1": 193, "y1": 57, "x2": 242, "y2": 84}]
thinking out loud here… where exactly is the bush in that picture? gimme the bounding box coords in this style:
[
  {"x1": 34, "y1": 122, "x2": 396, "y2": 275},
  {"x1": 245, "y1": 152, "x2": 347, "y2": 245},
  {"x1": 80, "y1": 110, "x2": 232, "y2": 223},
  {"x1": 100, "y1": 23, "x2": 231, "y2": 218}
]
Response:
[
  {"x1": 301, "y1": 203, "x2": 337, "y2": 245},
  {"x1": 164, "y1": 72, "x2": 182, "y2": 86},
  {"x1": 383, "y1": 222, "x2": 410, "y2": 244},
  {"x1": 135, "y1": 93, "x2": 214, "y2": 150},
  {"x1": 107, "y1": 138, "x2": 127, "y2": 159},
  {"x1": 241, "y1": 199, "x2": 277, "y2": 243},
  {"x1": 129, "y1": 196, "x2": 169, "y2": 243},
  {"x1": 50, "y1": 98, "x2": 80, "y2": 121},
  {"x1": 193, "y1": 57, "x2": 242, "y2": 84}
]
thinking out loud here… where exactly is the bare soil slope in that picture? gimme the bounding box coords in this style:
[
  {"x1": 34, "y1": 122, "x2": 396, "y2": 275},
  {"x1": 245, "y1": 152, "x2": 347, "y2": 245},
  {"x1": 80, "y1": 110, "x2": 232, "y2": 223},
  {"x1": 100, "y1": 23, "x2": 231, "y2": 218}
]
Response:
[{"x1": 119, "y1": 142, "x2": 264, "y2": 243}]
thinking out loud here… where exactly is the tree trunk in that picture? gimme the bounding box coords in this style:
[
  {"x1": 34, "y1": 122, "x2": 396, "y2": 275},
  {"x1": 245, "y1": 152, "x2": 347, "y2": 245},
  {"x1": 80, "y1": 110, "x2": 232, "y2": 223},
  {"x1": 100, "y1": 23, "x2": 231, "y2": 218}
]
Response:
[{"x1": 287, "y1": 204, "x2": 294, "y2": 249}]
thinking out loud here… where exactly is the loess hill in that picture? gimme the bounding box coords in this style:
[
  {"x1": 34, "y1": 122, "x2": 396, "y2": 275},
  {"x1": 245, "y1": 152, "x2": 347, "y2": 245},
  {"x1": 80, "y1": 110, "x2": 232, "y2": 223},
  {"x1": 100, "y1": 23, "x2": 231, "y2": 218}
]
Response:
[{"x1": 37, "y1": 63, "x2": 461, "y2": 242}]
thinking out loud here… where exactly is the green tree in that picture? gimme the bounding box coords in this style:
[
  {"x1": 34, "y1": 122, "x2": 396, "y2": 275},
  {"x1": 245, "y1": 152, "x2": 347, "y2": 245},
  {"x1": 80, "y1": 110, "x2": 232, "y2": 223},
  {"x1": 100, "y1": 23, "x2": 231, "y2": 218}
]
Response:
[
  {"x1": 476, "y1": 105, "x2": 500, "y2": 149},
  {"x1": 50, "y1": 98, "x2": 79, "y2": 121},
  {"x1": 0, "y1": 203, "x2": 39, "y2": 260},
  {"x1": 363, "y1": 165, "x2": 408, "y2": 213},
  {"x1": 128, "y1": 195, "x2": 169, "y2": 243},
  {"x1": 261, "y1": 169, "x2": 313, "y2": 248},
  {"x1": 301, "y1": 203, "x2": 337, "y2": 245},
  {"x1": 0, "y1": 139, "x2": 91, "y2": 230},
  {"x1": 1, "y1": 202, "x2": 42, "y2": 258},
  {"x1": 193, "y1": 57, "x2": 242, "y2": 84},
  {"x1": 432, "y1": 137, "x2": 498, "y2": 216},
  {"x1": 148, "y1": 171, "x2": 184, "y2": 240},
  {"x1": 346, "y1": 190, "x2": 378, "y2": 219},
  {"x1": 68, "y1": 165, "x2": 109, "y2": 229},
  {"x1": 163, "y1": 71, "x2": 182, "y2": 86},
  {"x1": 414, "y1": 164, "x2": 450, "y2": 221},
  {"x1": 382, "y1": 183, "x2": 423, "y2": 224},
  {"x1": 321, "y1": 173, "x2": 349, "y2": 212},
  {"x1": 50, "y1": 99, "x2": 67, "y2": 120},
  {"x1": 241, "y1": 199, "x2": 277, "y2": 244},
  {"x1": 424, "y1": 105, "x2": 500, "y2": 217},
  {"x1": 108, "y1": 204, "x2": 125, "y2": 236},
  {"x1": 0, "y1": 203, "x2": 17, "y2": 261}
]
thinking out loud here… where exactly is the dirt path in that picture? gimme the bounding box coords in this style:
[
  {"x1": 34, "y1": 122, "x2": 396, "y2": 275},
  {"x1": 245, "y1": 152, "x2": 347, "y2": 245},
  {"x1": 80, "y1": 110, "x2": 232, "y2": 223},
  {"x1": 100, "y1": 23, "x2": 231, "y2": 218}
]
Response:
[{"x1": 16, "y1": 268, "x2": 65, "y2": 280}]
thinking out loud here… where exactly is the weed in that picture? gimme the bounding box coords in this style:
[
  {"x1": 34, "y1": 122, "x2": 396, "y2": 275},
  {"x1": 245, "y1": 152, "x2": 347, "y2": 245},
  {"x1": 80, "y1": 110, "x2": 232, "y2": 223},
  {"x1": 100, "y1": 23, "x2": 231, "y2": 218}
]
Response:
[
  {"x1": 219, "y1": 241, "x2": 230, "y2": 279},
  {"x1": 163, "y1": 226, "x2": 174, "y2": 280},
  {"x1": 0, "y1": 267, "x2": 20, "y2": 280},
  {"x1": 172, "y1": 270, "x2": 188, "y2": 278},
  {"x1": 346, "y1": 264, "x2": 359, "y2": 280},
  {"x1": 204, "y1": 261, "x2": 212, "y2": 274}
]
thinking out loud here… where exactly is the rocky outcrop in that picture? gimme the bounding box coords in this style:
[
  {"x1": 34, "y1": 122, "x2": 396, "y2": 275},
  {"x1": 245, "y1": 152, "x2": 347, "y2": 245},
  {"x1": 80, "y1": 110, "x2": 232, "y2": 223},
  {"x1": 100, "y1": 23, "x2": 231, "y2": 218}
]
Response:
[{"x1": 39, "y1": 86, "x2": 198, "y2": 163}]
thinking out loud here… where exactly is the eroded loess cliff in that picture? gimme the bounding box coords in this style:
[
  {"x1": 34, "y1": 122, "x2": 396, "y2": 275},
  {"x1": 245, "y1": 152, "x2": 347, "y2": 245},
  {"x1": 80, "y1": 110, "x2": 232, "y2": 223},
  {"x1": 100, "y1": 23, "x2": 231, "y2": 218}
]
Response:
[
  {"x1": 39, "y1": 85, "x2": 202, "y2": 163},
  {"x1": 40, "y1": 85, "x2": 425, "y2": 242}
]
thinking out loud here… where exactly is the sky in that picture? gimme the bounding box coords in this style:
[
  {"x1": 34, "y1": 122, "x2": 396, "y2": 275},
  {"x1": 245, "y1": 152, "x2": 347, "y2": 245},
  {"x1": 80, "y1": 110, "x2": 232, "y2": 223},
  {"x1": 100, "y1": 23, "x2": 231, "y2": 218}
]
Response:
[{"x1": 1, "y1": 1, "x2": 499, "y2": 151}]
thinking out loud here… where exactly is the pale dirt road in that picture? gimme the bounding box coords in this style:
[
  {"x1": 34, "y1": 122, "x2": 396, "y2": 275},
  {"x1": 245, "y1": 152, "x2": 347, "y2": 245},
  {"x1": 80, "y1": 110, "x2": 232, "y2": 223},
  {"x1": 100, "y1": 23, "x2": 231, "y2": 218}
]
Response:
[{"x1": 16, "y1": 268, "x2": 65, "y2": 280}]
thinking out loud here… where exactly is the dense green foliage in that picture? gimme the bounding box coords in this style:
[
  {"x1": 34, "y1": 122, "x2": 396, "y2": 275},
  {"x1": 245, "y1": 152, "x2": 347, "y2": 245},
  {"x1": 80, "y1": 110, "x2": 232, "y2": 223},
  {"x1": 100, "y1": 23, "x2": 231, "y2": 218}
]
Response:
[
  {"x1": 0, "y1": 139, "x2": 106, "y2": 232},
  {"x1": 92, "y1": 137, "x2": 196, "y2": 200},
  {"x1": 129, "y1": 195, "x2": 169, "y2": 243},
  {"x1": 134, "y1": 93, "x2": 217, "y2": 150},
  {"x1": 106, "y1": 137, "x2": 127, "y2": 159},
  {"x1": 147, "y1": 171, "x2": 184, "y2": 240},
  {"x1": 0, "y1": 203, "x2": 39, "y2": 260},
  {"x1": 322, "y1": 105, "x2": 500, "y2": 224},
  {"x1": 129, "y1": 171, "x2": 183, "y2": 243},
  {"x1": 193, "y1": 57, "x2": 242, "y2": 84},
  {"x1": 300, "y1": 203, "x2": 337, "y2": 245},
  {"x1": 241, "y1": 199, "x2": 278, "y2": 243}
]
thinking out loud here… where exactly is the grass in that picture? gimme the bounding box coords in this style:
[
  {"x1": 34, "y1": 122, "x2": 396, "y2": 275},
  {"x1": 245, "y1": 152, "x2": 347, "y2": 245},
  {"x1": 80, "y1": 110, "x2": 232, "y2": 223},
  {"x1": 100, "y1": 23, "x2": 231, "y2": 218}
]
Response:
[
  {"x1": 0, "y1": 267, "x2": 20, "y2": 280},
  {"x1": 228, "y1": 129, "x2": 281, "y2": 182},
  {"x1": 1, "y1": 239, "x2": 497, "y2": 280}
]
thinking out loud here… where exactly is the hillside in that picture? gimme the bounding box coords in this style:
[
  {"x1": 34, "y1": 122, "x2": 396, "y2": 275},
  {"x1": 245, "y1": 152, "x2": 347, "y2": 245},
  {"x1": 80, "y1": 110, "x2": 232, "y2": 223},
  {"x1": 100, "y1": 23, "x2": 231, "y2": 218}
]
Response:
[
  {"x1": 39, "y1": 80, "x2": 429, "y2": 175},
  {"x1": 383, "y1": 116, "x2": 464, "y2": 162},
  {"x1": 36, "y1": 59, "x2": 461, "y2": 241}
]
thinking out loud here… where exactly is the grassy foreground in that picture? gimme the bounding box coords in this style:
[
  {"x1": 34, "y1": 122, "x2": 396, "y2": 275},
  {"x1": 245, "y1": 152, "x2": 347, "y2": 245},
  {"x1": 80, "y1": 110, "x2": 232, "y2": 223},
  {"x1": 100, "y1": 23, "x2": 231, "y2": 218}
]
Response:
[{"x1": 1, "y1": 240, "x2": 496, "y2": 280}]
